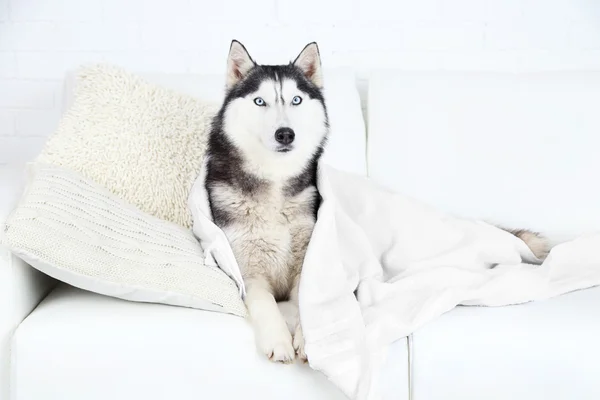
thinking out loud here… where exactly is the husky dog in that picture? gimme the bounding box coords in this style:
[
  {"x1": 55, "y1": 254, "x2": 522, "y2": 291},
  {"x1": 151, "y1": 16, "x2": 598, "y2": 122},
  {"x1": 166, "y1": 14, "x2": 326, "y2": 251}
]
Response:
[
  {"x1": 205, "y1": 40, "x2": 551, "y2": 365},
  {"x1": 205, "y1": 40, "x2": 327, "y2": 363}
]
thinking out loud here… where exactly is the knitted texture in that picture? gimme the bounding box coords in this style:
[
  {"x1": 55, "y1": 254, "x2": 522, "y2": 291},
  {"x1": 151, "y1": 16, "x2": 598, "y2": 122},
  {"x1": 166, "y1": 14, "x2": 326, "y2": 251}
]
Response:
[
  {"x1": 1, "y1": 164, "x2": 246, "y2": 317},
  {"x1": 37, "y1": 64, "x2": 218, "y2": 229}
]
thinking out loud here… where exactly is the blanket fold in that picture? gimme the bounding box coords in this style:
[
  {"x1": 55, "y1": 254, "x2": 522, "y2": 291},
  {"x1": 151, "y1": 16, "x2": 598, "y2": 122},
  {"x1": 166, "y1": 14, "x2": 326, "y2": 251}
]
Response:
[{"x1": 189, "y1": 164, "x2": 600, "y2": 400}]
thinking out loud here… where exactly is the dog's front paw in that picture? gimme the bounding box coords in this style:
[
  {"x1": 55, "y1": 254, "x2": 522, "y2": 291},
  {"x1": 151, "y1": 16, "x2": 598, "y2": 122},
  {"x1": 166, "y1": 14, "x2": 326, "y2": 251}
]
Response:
[
  {"x1": 293, "y1": 324, "x2": 307, "y2": 363},
  {"x1": 257, "y1": 328, "x2": 295, "y2": 364}
]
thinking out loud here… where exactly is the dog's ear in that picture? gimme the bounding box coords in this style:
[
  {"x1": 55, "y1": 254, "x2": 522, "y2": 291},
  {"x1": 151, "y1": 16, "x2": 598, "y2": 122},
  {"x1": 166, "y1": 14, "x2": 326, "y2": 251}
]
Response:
[
  {"x1": 293, "y1": 42, "x2": 323, "y2": 88},
  {"x1": 226, "y1": 40, "x2": 255, "y2": 89}
]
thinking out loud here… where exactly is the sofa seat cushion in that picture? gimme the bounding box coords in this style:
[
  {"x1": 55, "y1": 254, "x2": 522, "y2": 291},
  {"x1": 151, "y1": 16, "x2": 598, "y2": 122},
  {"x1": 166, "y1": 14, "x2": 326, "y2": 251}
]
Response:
[
  {"x1": 411, "y1": 285, "x2": 600, "y2": 400},
  {"x1": 12, "y1": 284, "x2": 409, "y2": 400}
]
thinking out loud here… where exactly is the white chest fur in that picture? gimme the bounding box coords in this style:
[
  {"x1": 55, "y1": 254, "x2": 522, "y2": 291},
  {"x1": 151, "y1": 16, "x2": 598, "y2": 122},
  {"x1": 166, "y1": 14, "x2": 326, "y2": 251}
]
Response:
[{"x1": 210, "y1": 182, "x2": 317, "y2": 297}]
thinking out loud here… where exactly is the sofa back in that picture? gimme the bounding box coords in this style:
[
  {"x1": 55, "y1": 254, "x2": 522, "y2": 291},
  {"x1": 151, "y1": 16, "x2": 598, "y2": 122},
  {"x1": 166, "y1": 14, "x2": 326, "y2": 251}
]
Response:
[
  {"x1": 366, "y1": 71, "x2": 600, "y2": 240},
  {"x1": 62, "y1": 69, "x2": 600, "y2": 239}
]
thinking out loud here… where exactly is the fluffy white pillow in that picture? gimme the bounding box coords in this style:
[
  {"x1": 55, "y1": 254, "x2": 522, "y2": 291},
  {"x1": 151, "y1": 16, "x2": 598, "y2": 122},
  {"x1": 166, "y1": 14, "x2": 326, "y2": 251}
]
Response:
[
  {"x1": 1, "y1": 164, "x2": 246, "y2": 317},
  {"x1": 37, "y1": 64, "x2": 217, "y2": 229}
]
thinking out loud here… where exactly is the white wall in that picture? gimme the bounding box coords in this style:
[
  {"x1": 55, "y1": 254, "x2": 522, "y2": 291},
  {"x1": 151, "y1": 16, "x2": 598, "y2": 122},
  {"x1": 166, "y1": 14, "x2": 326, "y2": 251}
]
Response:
[{"x1": 1, "y1": 0, "x2": 600, "y2": 164}]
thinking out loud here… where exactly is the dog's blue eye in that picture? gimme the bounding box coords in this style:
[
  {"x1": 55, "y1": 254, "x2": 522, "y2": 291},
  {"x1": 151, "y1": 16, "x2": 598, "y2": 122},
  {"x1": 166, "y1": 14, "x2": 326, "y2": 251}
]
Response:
[
  {"x1": 254, "y1": 97, "x2": 265, "y2": 106},
  {"x1": 292, "y1": 96, "x2": 302, "y2": 105}
]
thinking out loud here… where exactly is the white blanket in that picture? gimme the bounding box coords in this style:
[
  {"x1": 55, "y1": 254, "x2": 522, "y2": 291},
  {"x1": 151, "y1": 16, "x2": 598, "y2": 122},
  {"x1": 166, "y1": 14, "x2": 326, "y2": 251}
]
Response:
[{"x1": 189, "y1": 165, "x2": 600, "y2": 400}]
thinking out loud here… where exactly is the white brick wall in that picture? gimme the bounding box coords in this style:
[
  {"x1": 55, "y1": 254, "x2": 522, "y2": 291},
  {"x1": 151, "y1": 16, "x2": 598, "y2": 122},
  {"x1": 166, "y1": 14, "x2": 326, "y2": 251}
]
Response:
[{"x1": 1, "y1": 0, "x2": 600, "y2": 163}]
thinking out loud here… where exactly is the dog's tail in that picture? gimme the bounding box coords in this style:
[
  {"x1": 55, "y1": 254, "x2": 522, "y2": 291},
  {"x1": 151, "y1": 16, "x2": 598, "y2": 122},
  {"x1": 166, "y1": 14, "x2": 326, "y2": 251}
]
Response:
[{"x1": 503, "y1": 228, "x2": 551, "y2": 260}]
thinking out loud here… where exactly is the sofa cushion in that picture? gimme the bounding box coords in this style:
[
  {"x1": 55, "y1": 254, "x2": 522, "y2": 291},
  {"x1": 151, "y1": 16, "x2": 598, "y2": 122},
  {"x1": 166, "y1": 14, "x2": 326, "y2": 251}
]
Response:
[
  {"x1": 411, "y1": 285, "x2": 600, "y2": 400},
  {"x1": 12, "y1": 285, "x2": 409, "y2": 400},
  {"x1": 367, "y1": 71, "x2": 600, "y2": 241}
]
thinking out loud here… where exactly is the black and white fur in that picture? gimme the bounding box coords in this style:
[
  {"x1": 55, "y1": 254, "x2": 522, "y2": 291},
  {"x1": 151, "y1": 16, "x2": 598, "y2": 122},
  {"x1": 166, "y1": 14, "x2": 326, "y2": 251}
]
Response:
[
  {"x1": 205, "y1": 40, "x2": 327, "y2": 363},
  {"x1": 205, "y1": 40, "x2": 551, "y2": 364}
]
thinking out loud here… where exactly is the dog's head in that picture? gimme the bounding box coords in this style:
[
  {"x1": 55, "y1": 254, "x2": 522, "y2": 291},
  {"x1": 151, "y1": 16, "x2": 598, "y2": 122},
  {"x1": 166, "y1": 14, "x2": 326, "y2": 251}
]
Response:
[{"x1": 219, "y1": 40, "x2": 328, "y2": 175}]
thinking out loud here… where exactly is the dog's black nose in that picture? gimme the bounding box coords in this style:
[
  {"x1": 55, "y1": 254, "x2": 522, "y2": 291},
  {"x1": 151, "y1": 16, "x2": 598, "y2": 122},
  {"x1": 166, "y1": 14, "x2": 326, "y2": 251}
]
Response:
[{"x1": 274, "y1": 127, "x2": 295, "y2": 145}]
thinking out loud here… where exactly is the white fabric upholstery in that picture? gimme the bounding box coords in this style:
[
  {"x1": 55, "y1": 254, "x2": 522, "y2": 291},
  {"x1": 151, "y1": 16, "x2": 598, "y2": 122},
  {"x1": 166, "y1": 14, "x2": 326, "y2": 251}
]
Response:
[
  {"x1": 11, "y1": 285, "x2": 409, "y2": 400},
  {"x1": 2, "y1": 164, "x2": 246, "y2": 317},
  {"x1": 367, "y1": 71, "x2": 600, "y2": 241},
  {"x1": 0, "y1": 165, "x2": 55, "y2": 400},
  {"x1": 63, "y1": 68, "x2": 367, "y2": 177},
  {"x1": 7, "y1": 68, "x2": 600, "y2": 400},
  {"x1": 411, "y1": 286, "x2": 600, "y2": 400}
]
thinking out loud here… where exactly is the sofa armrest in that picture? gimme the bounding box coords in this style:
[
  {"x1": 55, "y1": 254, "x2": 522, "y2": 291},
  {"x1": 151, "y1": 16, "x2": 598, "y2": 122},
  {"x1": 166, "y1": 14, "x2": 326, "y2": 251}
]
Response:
[{"x1": 0, "y1": 164, "x2": 56, "y2": 399}]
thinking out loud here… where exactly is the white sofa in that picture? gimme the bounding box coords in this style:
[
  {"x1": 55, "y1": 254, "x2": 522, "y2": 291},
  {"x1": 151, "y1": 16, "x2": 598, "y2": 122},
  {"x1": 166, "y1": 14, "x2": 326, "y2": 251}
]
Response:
[{"x1": 2, "y1": 70, "x2": 600, "y2": 400}]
